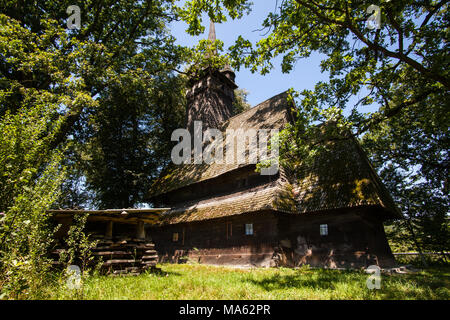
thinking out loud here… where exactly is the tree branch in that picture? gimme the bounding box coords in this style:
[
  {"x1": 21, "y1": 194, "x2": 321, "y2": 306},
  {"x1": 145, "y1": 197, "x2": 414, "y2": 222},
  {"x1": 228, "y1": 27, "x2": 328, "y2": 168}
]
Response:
[{"x1": 293, "y1": 0, "x2": 450, "y2": 90}]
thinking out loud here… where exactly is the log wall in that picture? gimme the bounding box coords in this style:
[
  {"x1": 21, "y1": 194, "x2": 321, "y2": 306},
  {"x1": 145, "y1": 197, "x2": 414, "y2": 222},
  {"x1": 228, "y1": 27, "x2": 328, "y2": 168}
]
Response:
[
  {"x1": 149, "y1": 211, "x2": 279, "y2": 267},
  {"x1": 150, "y1": 208, "x2": 397, "y2": 268},
  {"x1": 276, "y1": 207, "x2": 396, "y2": 268}
]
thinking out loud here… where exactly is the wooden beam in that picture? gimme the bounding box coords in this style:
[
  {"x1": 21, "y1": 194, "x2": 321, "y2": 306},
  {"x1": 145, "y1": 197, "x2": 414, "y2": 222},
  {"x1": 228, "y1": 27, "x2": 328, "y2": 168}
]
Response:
[{"x1": 48, "y1": 208, "x2": 170, "y2": 225}]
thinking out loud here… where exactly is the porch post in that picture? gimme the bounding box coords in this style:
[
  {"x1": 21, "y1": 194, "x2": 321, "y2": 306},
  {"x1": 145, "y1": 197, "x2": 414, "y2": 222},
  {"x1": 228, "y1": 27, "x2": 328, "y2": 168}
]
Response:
[
  {"x1": 136, "y1": 221, "x2": 146, "y2": 240},
  {"x1": 105, "y1": 221, "x2": 113, "y2": 239}
]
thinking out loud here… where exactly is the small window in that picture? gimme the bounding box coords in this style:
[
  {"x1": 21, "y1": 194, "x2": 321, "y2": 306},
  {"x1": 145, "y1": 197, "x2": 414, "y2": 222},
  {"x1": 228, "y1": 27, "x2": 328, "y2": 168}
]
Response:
[
  {"x1": 172, "y1": 232, "x2": 179, "y2": 242},
  {"x1": 320, "y1": 224, "x2": 328, "y2": 236},
  {"x1": 245, "y1": 223, "x2": 253, "y2": 235}
]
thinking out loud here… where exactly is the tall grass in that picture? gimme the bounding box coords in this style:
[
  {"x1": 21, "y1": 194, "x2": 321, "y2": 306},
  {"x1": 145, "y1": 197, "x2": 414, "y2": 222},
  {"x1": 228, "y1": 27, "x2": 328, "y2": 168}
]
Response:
[{"x1": 40, "y1": 264, "x2": 449, "y2": 300}]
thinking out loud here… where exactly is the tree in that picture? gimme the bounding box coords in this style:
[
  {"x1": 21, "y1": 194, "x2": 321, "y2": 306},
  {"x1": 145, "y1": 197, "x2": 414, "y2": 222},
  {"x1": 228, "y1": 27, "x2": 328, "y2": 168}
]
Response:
[
  {"x1": 82, "y1": 73, "x2": 186, "y2": 208},
  {"x1": 179, "y1": 1, "x2": 449, "y2": 257},
  {"x1": 1, "y1": 0, "x2": 187, "y2": 148},
  {"x1": 180, "y1": 1, "x2": 448, "y2": 126},
  {"x1": 362, "y1": 101, "x2": 449, "y2": 263},
  {"x1": 0, "y1": 1, "x2": 189, "y2": 296},
  {"x1": 1, "y1": 1, "x2": 190, "y2": 210},
  {"x1": 233, "y1": 88, "x2": 251, "y2": 115},
  {"x1": 0, "y1": 58, "x2": 67, "y2": 296}
]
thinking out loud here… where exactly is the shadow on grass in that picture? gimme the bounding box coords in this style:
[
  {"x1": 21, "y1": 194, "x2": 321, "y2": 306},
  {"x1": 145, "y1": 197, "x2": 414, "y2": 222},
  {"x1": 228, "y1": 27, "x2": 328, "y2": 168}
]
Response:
[
  {"x1": 245, "y1": 268, "x2": 449, "y2": 299},
  {"x1": 379, "y1": 271, "x2": 450, "y2": 299},
  {"x1": 144, "y1": 268, "x2": 182, "y2": 277},
  {"x1": 247, "y1": 269, "x2": 357, "y2": 291}
]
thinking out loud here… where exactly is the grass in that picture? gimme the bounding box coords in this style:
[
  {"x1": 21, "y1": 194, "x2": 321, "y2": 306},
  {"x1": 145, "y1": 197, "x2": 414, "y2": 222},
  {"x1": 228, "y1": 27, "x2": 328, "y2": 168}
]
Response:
[{"x1": 41, "y1": 264, "x2": 450, "y2": 300}]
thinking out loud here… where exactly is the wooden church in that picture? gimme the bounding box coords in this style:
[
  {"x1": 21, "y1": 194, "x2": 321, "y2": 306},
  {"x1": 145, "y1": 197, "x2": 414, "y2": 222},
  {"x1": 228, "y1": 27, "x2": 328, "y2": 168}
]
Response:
[{"x1": 147, "y1": 23, "x2": 401, "y2": 268}]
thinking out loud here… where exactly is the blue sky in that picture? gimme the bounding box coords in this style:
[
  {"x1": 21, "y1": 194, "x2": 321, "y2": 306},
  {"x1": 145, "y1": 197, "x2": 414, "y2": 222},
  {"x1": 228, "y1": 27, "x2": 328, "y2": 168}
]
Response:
[{"x1": 169, "y1": 2, "x2": 330, "y2": 107}]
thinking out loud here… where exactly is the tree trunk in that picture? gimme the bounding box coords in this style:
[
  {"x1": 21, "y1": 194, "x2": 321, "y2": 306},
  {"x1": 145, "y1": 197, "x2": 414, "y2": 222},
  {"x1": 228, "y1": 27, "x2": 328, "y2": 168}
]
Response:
[{"x1": 406, "y1": 218, "x2": 428, "y2": 267}]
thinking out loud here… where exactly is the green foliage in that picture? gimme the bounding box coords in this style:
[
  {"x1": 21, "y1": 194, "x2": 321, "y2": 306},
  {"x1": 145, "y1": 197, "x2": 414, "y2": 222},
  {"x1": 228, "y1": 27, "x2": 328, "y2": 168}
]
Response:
[
  {"x1": 0, "y1": 15, "x2": 70, "y2": 294},
  {"x1": 362, "y1": 99, "x2": 449, "y2": 262},
  {"x1": 58, "y1": 213, "x2": 98, "y2": 272},
  {"x1": 0, "y1": 109, "x2": 66, "y2": 298},
  {"x1": 177, "y1": 0, "x2": 252, "y2": 36},
  {"x1": 80, "y1": 73, "x2": 186, "y2": 208},
  {"x1": 185, "y1": 38, "x2": 232, "y2": 79},
  {"x1": 232, "y1": 88, "x2": 251, "y2": 115},
  {"x1": 1, "y1": 1, "x2": 189, "y2": 208},
  {"x1": 0, "y1": 11, "x2": 78, "y2": 298},
  {"x1": 0, "y1": 1, "x2": 189, "y2": 297}
]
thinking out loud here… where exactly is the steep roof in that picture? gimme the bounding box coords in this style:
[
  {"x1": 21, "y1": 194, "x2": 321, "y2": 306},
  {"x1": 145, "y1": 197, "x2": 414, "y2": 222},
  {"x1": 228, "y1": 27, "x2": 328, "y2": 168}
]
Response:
[
  {"x1": 291, "y1": 135, "x2": 401, "y2": 217},
  {"x1": 150, "y1": 91, "x2": 401, "y2": 223},
  {"x1": 158, "y1": 181, "x2": 295, "y2": 225},
  {"x1": 157, "y1": 146, "x2": 401, "y2": 225},
  {"x1": 149, "y1": 91, "x2": 294, "y2": 198}
]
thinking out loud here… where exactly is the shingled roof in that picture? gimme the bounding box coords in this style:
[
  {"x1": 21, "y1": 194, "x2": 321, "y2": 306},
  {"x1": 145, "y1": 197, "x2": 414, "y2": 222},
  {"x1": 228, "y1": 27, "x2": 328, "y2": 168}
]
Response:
[
  {"x1": 151, "y1": 91, "x2": 401, "y2": 224},
  {"x1": 157, "y1": 145, "x2": 401, "y2": 225},
  {"x1": 158, "y1": 180, "x2": 295, "y2": 225},
  {"x1": 292, "y1": 136, "x2": 401, "y2": 217},
  {"x1": 149, "y1": 91, "x2": 294, "y2": 198}
]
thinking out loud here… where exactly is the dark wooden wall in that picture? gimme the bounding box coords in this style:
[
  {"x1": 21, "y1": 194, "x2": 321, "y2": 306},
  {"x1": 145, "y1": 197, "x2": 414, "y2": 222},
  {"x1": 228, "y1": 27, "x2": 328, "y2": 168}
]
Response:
[
  {"x1": 148, "y1": 207, "x2": 397, "y2": 268},
  {"x1": 154, "y1": 166, "x2": 278, "y2": 206},
  {"x1": 148, "y1": 211, "x2": 279, "y2": 267},
  {"x1": 276, "y1": 207, "x2": 396, "y2": 268}
]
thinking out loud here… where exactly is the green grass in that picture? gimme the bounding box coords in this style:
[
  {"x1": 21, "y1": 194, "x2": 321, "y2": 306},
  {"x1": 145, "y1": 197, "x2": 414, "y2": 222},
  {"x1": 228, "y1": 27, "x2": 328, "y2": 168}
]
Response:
[{"x1": 43, "y1": 264, "x2": 449, "y2": 300}]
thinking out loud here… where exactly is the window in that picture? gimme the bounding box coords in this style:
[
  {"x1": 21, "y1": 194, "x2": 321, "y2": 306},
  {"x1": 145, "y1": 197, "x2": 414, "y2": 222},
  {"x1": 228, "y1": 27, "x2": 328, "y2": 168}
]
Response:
[
  {"x1": 172, "y1": 232, "x2": 179, "y2": 242},
  {"x1": 320, "y1": 224, "x2": 328, "y2": 236},
  {"x1": 245, "y1": 223, "x2": 253, "y2": 235}
]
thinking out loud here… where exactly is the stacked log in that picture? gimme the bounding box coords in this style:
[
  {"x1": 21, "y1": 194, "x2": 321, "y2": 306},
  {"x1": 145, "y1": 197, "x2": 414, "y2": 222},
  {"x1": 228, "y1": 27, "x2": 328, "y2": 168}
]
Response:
[
  {"x1": 51, "y1": 237, "x2": 159, "y2": 276},
  {"x1": 97, "y1": 238, "x2": 158, "y2": 275}
]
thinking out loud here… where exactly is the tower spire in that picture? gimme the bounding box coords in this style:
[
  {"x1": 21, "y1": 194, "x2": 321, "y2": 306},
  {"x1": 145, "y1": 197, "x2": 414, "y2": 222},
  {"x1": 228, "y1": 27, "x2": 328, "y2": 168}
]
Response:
[
  {"x1": 184, "y1": 20, "x2": 237, "y2": 134},
  {"x1": 208, "y1": 20, "x2": 216, "y2": 42},
  {"x1": 207, "y1": 21, "x2": 217, "y2": 57}
]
